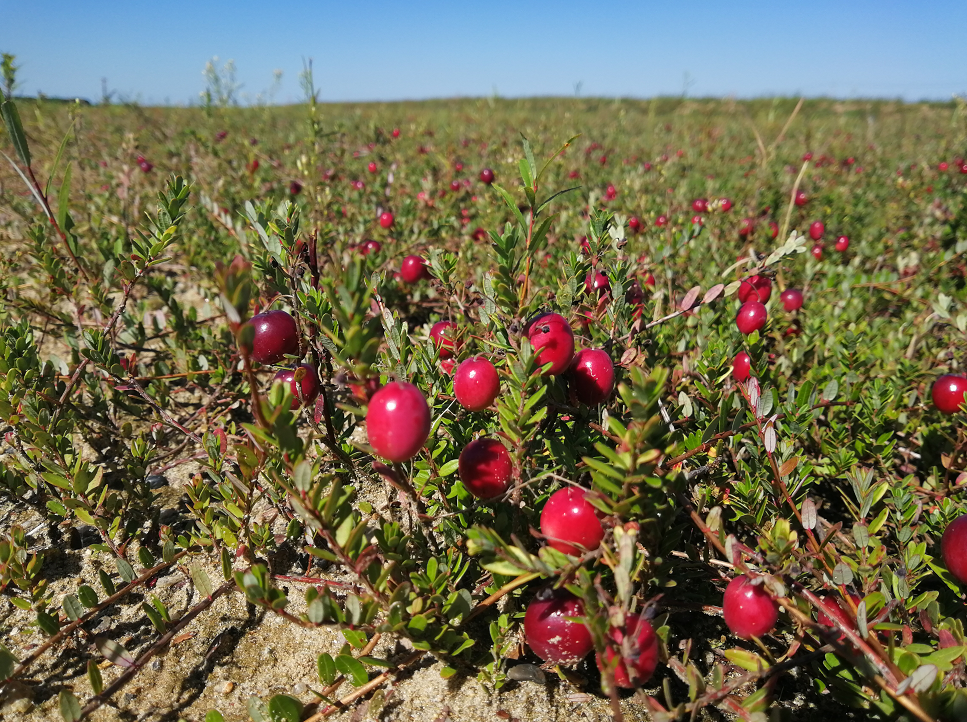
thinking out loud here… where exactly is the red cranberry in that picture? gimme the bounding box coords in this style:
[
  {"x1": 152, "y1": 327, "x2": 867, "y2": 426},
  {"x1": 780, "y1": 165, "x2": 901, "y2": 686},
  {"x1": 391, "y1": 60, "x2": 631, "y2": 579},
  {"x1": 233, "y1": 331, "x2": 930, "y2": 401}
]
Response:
[
  {"x1": 450, "y1": 179, "x2": 461, "y2": 192},
  {"x1": 139, "y1": 160, "x2": 153, "y2": 173},
  {"x1": 391, "y1": 128, "x2": 400, "y2": 138},
  {"x1": 523, "y1": 588, "x2": 593, "y2": 665},
  {"x1": 480, "y1": 168, "x2": 495, "y2": 184},
  {"x1": 737, "y1": 275, "x2": 772, "y2": 303},
  {"x1": 720, "y1": 198, "x2": 733, "y2": 212},
  {"x1": 736, "y1": 302, "x2": 767, "y2": 335},
  {"x1": 655, "y1": 215, "x2": 668, "y2": 228},
  {"x1": 817, "y1": 593, "x2": 860, "y2": 638},
  {"x1": 643, "y1": 272, "x2": 656, "y2": 288},
  {"x1": 540, "y1": 486, "x2": 603, "y2": 555},
  {"x1": 723, "y1": 576, "x2": 779, "y2": 639},
  {"x1": 739, "y1": 218, "x2": 754, "y2": 237},
  {"x1": 769, "y1": 221, "x2": 779, "y2": 239},
  {"x1": 273, "y1": 364, "x2": 320, "y2": 408},
  {"x1": 809, "y1": 221, "x2": 825, "y2": 240},
  {"x1": 733, "y1": 351, "x2": 752, "y2": 381},
  {"x1": 939, "y1": 161, "x2": 949, "y2": 172},
  {"x1": 942, "y1": 515, "x2": 967, "y2": 584},
  {"x1": 459, "y1": 437, "x2": 512, "y2": 499},
  {"x1": 568, "y1": 349, "x2": 615, "y2": 405},
  {"x1": 628, "y1": 216, "x2": 642, "y2": 233},
  {"x1": 429, "y1": 321, "x2": 457, "y2": 359},
  {"x1": 360, "y1": 239, "x2": 382, "y2": 256},
  {"x1": 835, "y1": 235, "x2": 849, "y2": 252},
  {"x1": 691, "y1": 214, "x2": 704, "y2": 226},
  {"x1": 379, "y1": 211, "x2": 394, "y2": 228},
  {"x1": 453, "y1": 357, "x2": 500, "y2": 411},
  {"x1": 606, "y1": 184, "x2": 617, "y2": 200},
  {"x1": 584, "y1": 270, "x2": 611, "y2": 297},
  {"x1": 780, "y1": 288, "x2": 804, "y2": 311},
  {"x1": 932, "y1": 375, "x2": 967, "y2": 414},
  {"x1": 597, "y1": 614, "x2": 659, "y2": 688},
  {"x1": 367, "y1": 161, "x2": 377, "y2": 174},
  {"x1": 525, "y1": 312, "x2": 575, "y2": 376},
  {"x1": 803, "y1": 152, "x2": 813, "y2": 161},
  {"x1": 246, "y1": 310, "x2": 299, "y2": 365},
  {"x1": 811, "y1": 244, "x2": 823, "y2": 260},
  {"x1": 692, "y1": 198, "x2": 708, "y2": 212},
  {"x1": 366, "y1": 381, "x2": 431, "y2": 462},
  {"x1": 400, "y1": 255, "x2": 429, "y2": 283},
  {"x1": 794, "y1": 191, "x2": 808, "y2": 206},
  {"x1": 289, "y1": 181, "x2": 302, "y2": 195}
]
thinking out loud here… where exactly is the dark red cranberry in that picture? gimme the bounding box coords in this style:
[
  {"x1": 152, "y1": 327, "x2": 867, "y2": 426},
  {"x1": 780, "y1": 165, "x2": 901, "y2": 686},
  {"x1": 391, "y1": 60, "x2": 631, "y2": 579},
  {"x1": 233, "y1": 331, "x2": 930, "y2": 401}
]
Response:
[
  {"x1": 568, "y1": 349, "x2": 615, "y2": 405},
  {"x1": 596, "y1": 614, "x2": 659, "y2": 688},
  {"x1": 453, "y1": 357, "x2": 500, "y2": 411},
  {"x1": 523, "y1": 588, "x2": 593, "y2": 665},
  {"x1": 736, "y1": 302, "x2": 767, "y2": 335},
  {"x1": 737, "y1": 275, "x2": 772, "y2": 303},
  {"x1": 379, "y1": 211, "x2": 394, "y2": 228},
  {"x1": 479, "y1": 168, "x2": 495, "y2": 184},
  {"x1": 811, "y1": 244, "x2": 823, "y2": 260},
  {"x1": 584, "y1": 270, "x2": 611, "y2": 297},
  {"x1": 360, "y1": 239, "x2": 382, "y2": 256},
  {"x1": 429, "y1": 321, "x2": 457, "y2": 359},
  {"x1": 366, "y1": 381, "x2": 431, "y2": 462},
  {"x1": 273, "y1": 364, "x2": 320, "y2": 408},
  {"x1": 692, "y1": 198, "x2": 708, "y2": 212},
  {"x1": 809, "y1": 220, "x2": 824, "y2": 240},
  {"x1": 628, "y1": 216, "x2": 642, "y2": 233},
  {"x1": 794, "y1": 191, "x2": 808, "y2": 206},
  {"x1": 932, "y1": 375, "x2": 967, "y2": 414},
  {"x1": 289, "y1": 181, "x2": 303, "y2": 196},
  {"x1": 835, "y1": 235, "x2": 849, "y2": 252},
  {"x1": 525, "y1": 312, "x2": 575, "y2": 376},
  {"x1": 540, "y1": 486, "x2": 603, "y2": 555},
  {"x1": 459, "y1": 437, "x2": 512, "y2": 499},
  {"x1": 246, "y1": 310, "x2": 299, "y2": 365},
  {"x1": 723, "y1": 576, "x2": 779, "y2": 639},
  {"x1": 733, "y1": 351, "x2": 752, "y2": 381},
  {"x1": 780, "y1": 288, "x2": 803, "y2": 311},
  {"x1": 942, "y1": 515, "x2": 967, "y2": 584},
  {"x1": 400, "y1": 255, "x2": 429, "y2": 284}
]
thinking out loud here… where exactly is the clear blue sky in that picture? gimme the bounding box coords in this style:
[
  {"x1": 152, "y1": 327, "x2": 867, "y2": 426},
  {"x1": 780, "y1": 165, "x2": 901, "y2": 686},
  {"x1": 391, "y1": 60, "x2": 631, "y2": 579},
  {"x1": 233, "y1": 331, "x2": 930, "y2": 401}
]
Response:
[{"x1": 5, "y1": 0, "x2": 966, "y2": 104}]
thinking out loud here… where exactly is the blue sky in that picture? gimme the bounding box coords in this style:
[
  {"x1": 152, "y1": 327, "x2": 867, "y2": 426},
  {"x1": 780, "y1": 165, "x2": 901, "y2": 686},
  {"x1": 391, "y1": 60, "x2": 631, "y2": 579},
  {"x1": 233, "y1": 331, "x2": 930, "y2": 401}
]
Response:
[{"x1": 4, "y1": 1, "x2": 966, "y2": 104}]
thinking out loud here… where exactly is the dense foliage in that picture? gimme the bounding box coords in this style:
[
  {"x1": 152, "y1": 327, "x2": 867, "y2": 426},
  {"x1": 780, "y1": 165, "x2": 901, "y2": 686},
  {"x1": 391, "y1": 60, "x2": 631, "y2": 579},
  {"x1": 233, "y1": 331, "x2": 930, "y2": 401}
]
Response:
[{"x1": 3, "y1": 71, "x2": 967, "y2": 721}]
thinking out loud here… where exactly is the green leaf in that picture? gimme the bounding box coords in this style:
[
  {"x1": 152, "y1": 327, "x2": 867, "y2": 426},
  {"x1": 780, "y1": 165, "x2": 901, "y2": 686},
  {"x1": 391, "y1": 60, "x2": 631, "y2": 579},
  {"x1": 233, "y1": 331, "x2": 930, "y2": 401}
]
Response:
[
  {"x1": 190, "y1": 565, "x2": 214, "y2": 598},
  {"x1": 267, "y1": 694, "x2": 303, "y2": 722},
  {"x1": 78, "y1": 585, "x2": 99, "y2": 608},
  {"x1": 37, "y1": 610, "x2": 60, "y2": 635},
  {"x1": 724, "y1": 648, "x2": 770, "y2": 672},
  {"x1": 94, "y1": 636, "x2": 136, "y2": 668},
  {"x1": 317, "y1": 652, "x2": 337, "y2": 685},
  {"x1": 59, "y1": 690, "x2": 82, "y2": 722},
  {"x1": 334, "y1": 653, "x2": 369, "y2": 687},
  {"x1": 247, "y1": 696, "x2": 270, "y2": 722},
  {"x1": 87, "y1": 658, "x2": 103, "y2": 694},
  {"x1": 62, "y1": 594, "x2": 84, "y2": 621},
  {"x1": 205, "y1": 711, "x2": 226, "y2": 722},
  {"x1": 0, "y1": 643, "x2": 18, "y2": 680},
  {"x1": 116, "y1": 557, "x2": 135, "y2": 583},
  {"x1": 56, "y1": 162, "x2": 72, "y2": 231},
  {"x1": 45, "y1": 118, "x2": 76, "y2": 197},
  {"x1": 438, "y1": 459, "x2": 459, "y2": 477},
  {"x1": 1, "y1": 99, "x2": 31, "y2": 167}
]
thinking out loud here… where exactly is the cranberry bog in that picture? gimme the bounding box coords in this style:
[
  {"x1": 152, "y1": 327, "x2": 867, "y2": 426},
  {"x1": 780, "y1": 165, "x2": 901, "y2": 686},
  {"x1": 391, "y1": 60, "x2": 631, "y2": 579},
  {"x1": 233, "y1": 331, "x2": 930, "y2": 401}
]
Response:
[{"x1": 3, "y1": 92, "x2": 967, "y2": 722}]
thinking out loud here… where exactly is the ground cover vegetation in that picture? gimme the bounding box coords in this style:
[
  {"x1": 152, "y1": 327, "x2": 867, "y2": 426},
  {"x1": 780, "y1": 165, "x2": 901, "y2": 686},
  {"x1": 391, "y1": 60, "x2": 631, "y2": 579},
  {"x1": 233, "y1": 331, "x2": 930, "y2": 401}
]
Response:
[{"x1": 3, "y1": 59, "x2": 967, "y2": 721}]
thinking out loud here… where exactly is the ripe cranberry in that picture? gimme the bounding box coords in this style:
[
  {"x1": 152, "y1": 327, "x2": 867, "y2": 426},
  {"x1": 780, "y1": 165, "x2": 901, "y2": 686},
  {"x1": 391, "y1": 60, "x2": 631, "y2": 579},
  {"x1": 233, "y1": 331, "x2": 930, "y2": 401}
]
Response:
[
  {"x1": 379, "y1": 211, "x2": 394, "y2": 229},
  {"x1": 450, "y1": 179, "x2": 461, "y2": 192},
  {"x1": 525, "y1": 312, "x2": 575, "y2": 376},
  {"x1": 568, "y1": 349, "x2": 615, "y2": 405},
  {"x1": 584, "y1": 270, "x2": 610, "y2": 297},
  {"x1": 139, "y1": 160, "x2": 153, "y2": 173},
  {"x1": 480, "y1": 168, "x2": 495, "y2": 184},
  {"x1": 289, "y1": 181, "x2": 303, "y2": 196},
  {"x1": 643, "y1": 272, "x2": 656, "y2": 288},
  {"x1": 723, "y1": 576, "x2": 778, "y2": 639},
  {"x1": 429, "y1": 320, "x2": 457, "y2": 359},
  {"x1": 367, "y1": 161, "x2": 377, "y2": 174},
  {"x1": 391, "y1": 128, "x2": 400, "y2": 138},
  {"x1": 459, "y1": 437, "x2": 512, "y2": 499},
  {"x1": 811, "y1": 244, "x2": 823, "y2": 260},
  {"x1": 360, "y1": 239, "x2": 382, "y2": 256},
  {"x1": 961, "y1": 164, "x2": 967, "y2": 175},
  {"x1": 540, "y1": 486, "x2": 603, "y2": 555},
  {"x1": 942, "y1": 515, "x2": 967, "y2": 584},
  {"x1": 599, "y1": 154, "x2": 608, "y2": 165},
  {"x1": 733, "y1": 351, "x2": 752, "y2": 381},
  {"x1": 366, "y1": 381, "x2": 431, "y2": 462},
  {"x1": 655, "y1": 215, "x2": 668, "y2": 228},
  {"x1": 524, "y1": 588, "x2": 593, "y2": 665},
  {"x1": 769, "y1": 221, "x2": 779, "y2": 239},
  {"x1": 569, "y1": 170, "x2": 580, "y2": 179},
  {"x1": 643, "y1": 161, "x2": 652, "y2": 171},
  {"x1": 835, "y1": 235, "x2": 850, "y2": 252},
  {"x1": 802, "y1": 152, "x2": 813, "y2": 161},
  {"x1": 809, "y1": 221, "x2": 824, "y2": 240},
  {"x1": 247, "y1": 159, "x2": 259, "y2": 174},
  {"x1": 273, "y1": 364, "x2": 320, "y2": 408},
  {"x1": 400, "y1": 255, "x2": 429, "y2": 283},
  {"x1": 736, "y1": 302, "x2": 767, "y2": 335},
  {"x1": 692, "y1": 198, "x2": 708, "y2": 212},
  {"x1": 691, "y1": 215, "x2": 704, "y2": 226},
  {"x1": 932, "y1": 374, "x2": 967, "y2": 414},
  {"x1": 780, "y1": 288, "x2": 804, "y2": 311},
  {"x1": 453, "y1": 357, "x2": 500, "y2": 411},
  {"x1": 605, "y1": 184, "x2": 617, "y2": 200},
  {"x1": 597, "y1": 614, "x2": 659, "y2": 688},
  {"x1": 213, "y1": 427, "x2": 228, "y2": 454},
  {"x1": 794, "y1": 191, "x2": 807, "y2": 206},
  {"x1": 939, "y1": 161, "x2": 949, "y2": 172},
  {"x1": 720, "y1": 198, "x2": 733, "y2": 212},
  {"x1": 628, "y1": 216, "x2": 642, "y2": 233},
  {"x1": 246, "y1": 310, "x2": 299, "y2": 365},
  {"x1": 737, "y1": 275, "x2": 772, "y2": 303},
  {"x1": 739, "y1": 218, "x2": 754, "y2": 237}
]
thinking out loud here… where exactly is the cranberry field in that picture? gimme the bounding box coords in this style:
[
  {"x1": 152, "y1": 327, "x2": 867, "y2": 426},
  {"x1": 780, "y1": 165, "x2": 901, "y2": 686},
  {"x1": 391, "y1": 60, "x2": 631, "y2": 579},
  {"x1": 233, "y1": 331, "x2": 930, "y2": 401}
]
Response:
[{"x1": 3, "y1": 93, "x2": 967, "y2": 722}]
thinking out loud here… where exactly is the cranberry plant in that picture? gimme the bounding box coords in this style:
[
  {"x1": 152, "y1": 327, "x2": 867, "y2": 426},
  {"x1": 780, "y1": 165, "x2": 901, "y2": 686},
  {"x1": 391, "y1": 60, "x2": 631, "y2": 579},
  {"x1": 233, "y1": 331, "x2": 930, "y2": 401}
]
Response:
[{"x1": 2, "y1": 84, "x2": 967, "y2": 722}]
